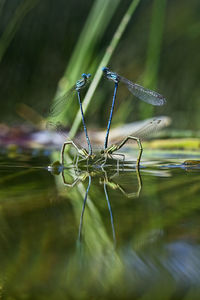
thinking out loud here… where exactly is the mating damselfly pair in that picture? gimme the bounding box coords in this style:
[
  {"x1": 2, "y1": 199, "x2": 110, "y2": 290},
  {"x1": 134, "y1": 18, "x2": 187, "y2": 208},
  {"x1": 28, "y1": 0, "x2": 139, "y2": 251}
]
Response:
[{"x1": 48, "y1": 68, "x2": 167, "y2": 167}]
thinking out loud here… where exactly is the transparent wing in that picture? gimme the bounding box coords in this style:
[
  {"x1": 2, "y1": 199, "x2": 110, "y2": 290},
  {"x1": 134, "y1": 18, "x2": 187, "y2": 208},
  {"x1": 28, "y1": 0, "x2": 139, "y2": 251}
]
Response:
[
  {"x1": 48, "y1": 85, "x2": 76, "y2": 118},
  {"x1": 129, "y1": 118, "x2": 166, "y2": 140},
  {"x1": 119, "y1": 75, "x2": 166, "y2": 106},
  {"x1": 48, "y1": 76, "x2": 92, "y2": 118},
  {"x1": 113, "y1": 118, "x2": 167, "y2": 148},
  {"x1": 46, "y1": 121, "x2": 69, "y2": 138},
  {"x1": 46, "y1": 121, "x2": 85, "y2": 149}
]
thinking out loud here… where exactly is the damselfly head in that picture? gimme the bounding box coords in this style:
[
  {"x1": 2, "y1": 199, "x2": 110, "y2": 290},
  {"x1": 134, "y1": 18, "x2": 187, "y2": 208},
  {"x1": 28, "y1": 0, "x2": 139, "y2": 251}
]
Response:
[
  {"x1": 102, "y1": 67, "x2": 119, "y2": 83},
  {"x1": 81, "y1": 73, "x2": 91, "y2": 79},
  {"x1": 102, "y1": 67, "x2": 109, "y2": 73}
]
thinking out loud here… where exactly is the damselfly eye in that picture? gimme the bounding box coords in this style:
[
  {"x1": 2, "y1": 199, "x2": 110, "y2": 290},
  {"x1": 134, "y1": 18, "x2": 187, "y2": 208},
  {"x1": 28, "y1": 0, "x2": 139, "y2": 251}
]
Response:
[
  {"x1": 102, "y1": 67, "x2": 109, "y2": 72},
  {"x1": 100, "y1": 149, "x2": 104, "y2": 154}
]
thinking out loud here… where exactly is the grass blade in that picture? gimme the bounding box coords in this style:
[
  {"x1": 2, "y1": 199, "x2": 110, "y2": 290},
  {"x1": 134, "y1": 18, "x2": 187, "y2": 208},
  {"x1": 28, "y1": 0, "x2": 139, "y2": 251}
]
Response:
[
  {"x1": 50, "y1": 0, "x2": 121, "y2": 123},
  {"x1": 140, "y1": 0, "x2": 167, "y2": 119},
  {"x1": 69, "y1": 0, "x2": 141, "y2": 139}
]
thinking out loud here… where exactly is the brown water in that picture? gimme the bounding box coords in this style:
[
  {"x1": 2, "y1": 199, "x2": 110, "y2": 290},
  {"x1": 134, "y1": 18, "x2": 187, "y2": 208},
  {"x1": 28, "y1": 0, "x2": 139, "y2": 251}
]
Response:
[{"x1": 0, "y1": 148, "x2": 200, "y2": 299}]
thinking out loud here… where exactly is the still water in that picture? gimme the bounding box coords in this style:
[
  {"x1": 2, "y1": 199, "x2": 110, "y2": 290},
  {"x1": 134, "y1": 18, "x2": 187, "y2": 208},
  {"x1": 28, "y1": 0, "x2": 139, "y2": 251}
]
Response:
[{"x1": 0, "y1": 148, "x2": 200, "y2": 299}]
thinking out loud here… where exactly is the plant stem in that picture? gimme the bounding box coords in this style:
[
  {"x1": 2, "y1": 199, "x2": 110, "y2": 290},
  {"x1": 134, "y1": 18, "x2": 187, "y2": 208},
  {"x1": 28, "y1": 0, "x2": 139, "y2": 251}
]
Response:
[
  {"x1": 140, "y1": 0, "x2": 167, "y2": 119},
  {"x1": 69, "y1": 0, "x2": 141, "y2": 139}
]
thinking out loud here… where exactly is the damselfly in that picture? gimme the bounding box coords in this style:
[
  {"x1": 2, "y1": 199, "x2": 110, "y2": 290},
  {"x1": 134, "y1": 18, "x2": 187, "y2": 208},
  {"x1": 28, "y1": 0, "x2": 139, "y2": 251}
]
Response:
[
  {"x1": 102, "y1": 67, "x2": 166, "y2": 149},
  {"x1": 49, "y1": 73, "x2": 92, "y2": 155},
  {"x1": 58, "y1": 118, "x2": 166, "y2": 168}
]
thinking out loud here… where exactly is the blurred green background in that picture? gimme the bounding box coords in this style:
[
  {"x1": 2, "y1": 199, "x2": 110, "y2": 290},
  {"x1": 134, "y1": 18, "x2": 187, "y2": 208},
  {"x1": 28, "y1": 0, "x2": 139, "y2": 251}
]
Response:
[
  {"x1": 1, "y1": 2, "x2": 200, "y2": 298},
  {"x1": 0, "y1": 0, "x2": 199, "y2": 131}
]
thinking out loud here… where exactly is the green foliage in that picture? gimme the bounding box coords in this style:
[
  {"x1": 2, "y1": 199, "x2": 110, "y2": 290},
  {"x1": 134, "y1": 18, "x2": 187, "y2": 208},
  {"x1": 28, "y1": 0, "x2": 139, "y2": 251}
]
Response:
[
  {"x1": 0, "y1": 0, "x2": 39, "y2": 62},
  {"x1": 49, "y1": 0, "x2": 121, "y2": 125},
  {"x1": 140, "y1": 0, "x2": 167, "y2": 119},
  {"x1": 68, "y1": 0, "x2": 141, "y2": 139},
  {"x1": 47, "y1": 0, "x2": 141, "y2": 138}
]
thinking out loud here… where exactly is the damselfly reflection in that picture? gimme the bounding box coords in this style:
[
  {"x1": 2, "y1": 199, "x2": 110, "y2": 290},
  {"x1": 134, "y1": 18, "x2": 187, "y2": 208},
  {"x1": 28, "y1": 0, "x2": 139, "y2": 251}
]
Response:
[
  {"x1": 102, "y1": 67, "x2": 166, "y2": 149},
  {"x1": 60, "y1": 163, "x2": 142, "y2": 199},
  {"x1": 48, "y1": 161, "x2": 142, "y2": 244},
  {"x1": 62, "y1": 165, "x2": 142, "y2": 244},
  {"x1": 74, "y1": 173, "x2": 116, "y2": 245}
]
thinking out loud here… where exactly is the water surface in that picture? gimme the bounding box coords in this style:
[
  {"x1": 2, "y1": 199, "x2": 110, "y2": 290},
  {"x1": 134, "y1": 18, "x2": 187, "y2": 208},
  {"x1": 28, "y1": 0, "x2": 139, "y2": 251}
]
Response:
[{"x1": 0, "y1": 148, "x2": 200, "y2": 299}]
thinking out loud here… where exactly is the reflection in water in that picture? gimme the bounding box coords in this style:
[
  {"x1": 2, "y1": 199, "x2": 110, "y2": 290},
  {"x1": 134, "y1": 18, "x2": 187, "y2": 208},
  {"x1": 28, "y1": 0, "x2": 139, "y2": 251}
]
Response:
[
  {"x1": 78, "y1": 175, "x2": 91, "y2": 242},
  {"x1": 103, "y1": 181, "x2": 116, "y2": 246},
  {"x1": 46, "y1": 158, "x2": 200, "y2": 298},
  {"x1": 56, "y1": 160, "x2": 142, "y2": 245},
  {"x1": 1, "y1": 152, "x2": 200, "y2": 298}
]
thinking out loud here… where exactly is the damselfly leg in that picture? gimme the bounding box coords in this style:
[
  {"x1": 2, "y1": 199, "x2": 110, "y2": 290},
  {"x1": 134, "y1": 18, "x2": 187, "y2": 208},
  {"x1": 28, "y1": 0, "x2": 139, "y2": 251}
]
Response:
[
  {"x1": 102, "y1": 136, "x2": 142, "y2": 168},
  {"x1": 61, "y1": 140, "x2": 89, "y2": 166},
  {"x1": 101, "y1": 118, "x2": 165, "y2": 168},
  {"x1": 113, "y1": 135, "x2": 143, "y2": 168}
]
